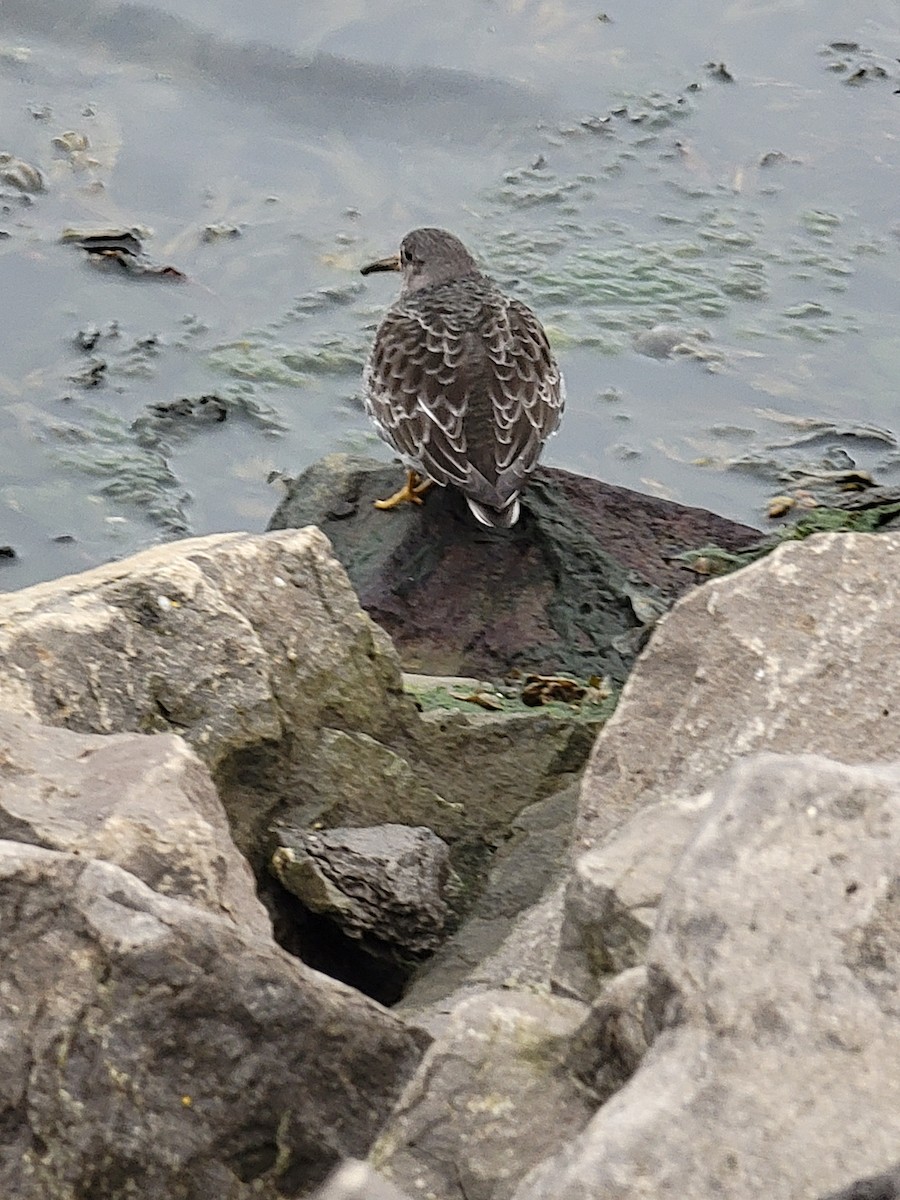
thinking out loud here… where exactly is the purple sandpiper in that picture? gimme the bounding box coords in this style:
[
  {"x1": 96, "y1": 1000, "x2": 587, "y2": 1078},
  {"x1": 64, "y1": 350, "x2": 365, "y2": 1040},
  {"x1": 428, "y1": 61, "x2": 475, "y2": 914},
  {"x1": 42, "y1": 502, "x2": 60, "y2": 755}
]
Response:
[{"x1": 360, "y1": 227, "x2": 565, "y2": 527}]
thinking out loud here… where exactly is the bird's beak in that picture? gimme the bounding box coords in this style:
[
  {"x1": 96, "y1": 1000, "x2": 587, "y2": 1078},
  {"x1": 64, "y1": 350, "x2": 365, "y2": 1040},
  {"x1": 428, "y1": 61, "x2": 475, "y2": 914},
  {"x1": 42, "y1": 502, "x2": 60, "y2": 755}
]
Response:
[{"x1": 360, "y1": 252, "x2": 401, "y2": 276}]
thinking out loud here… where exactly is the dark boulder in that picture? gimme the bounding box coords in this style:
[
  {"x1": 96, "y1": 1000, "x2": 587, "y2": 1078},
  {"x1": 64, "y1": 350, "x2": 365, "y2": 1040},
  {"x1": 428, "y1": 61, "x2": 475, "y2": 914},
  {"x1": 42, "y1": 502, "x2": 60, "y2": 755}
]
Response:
[{"x1": 268, "y1": 454, "x2": 761, "y2": 682}]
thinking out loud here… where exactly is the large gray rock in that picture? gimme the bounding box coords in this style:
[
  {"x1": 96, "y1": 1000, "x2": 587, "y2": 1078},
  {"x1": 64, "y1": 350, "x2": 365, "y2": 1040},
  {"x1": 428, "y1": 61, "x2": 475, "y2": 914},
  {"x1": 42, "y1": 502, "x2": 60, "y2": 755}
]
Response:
[
  {"x1": 0, "y1": 527, "x2": 408, "y2": 768},
  {"x1": 557, "y1": 531, "x2": 900, "y2": 996},
  {"x1": 514, "y1": 753, "x2": 900, "y2": 1200},
  {"x1": 0, "y1": 709, "x2": 269, "y2": 936},
  {"x1": 0, "y1": 841, "x2": 427, "y2": 1200},
  {"x1": 556, "y1": 792, "x2": 710, "y2": 1001},
  {"x1": 575, "y1": 532, "x2": 900, "y2": 851},
  {"x1": 374, "y1": 989, "x2": 594, "y2": 1200},
  {"x1": 0, "y1": 528, "x2": 414, "y2": 864}
]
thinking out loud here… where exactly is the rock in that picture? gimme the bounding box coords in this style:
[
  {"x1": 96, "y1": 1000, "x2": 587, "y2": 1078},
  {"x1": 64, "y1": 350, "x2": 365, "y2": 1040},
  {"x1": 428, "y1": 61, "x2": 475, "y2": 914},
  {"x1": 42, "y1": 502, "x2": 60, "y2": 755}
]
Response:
[
  {"x1": 400, "y1": 703, "x2": 597, "y2": 856},
  {"x1": 0, "y1": 526, "x2": 411, "y2": 782},
  {"x1": 274, "y1": 681, "x2": 598, "y2": 898},
  {"x1": 282, "y1": 726, "x2": 468, "y2": 844},
  {"x1": 821, "y1": 1165, "x2": 900, "y2": 1200},
  {"x1": 555, "y1": 792, "x2": 711, "y2": 1000},
  {"x1": 374, "y1": 990, "x2": 594, "y2": 1200},
  {"x1": 0, "y1": 152, "x2": 44, "y2": 192},
  {"x1": 0, "y1": 842, "x2": 427, "y2": 1199},
  {"x1": 513, "y1": 753, "x2": 900, "y2": 1200},
  {"x1": 557, "y1": 531, "x2": 900, "y2": 996},
  {"x1": 0, "y1": 530, "x2": 599, "y2": 1000},
  {"x1": 0, "y1": 531, "x2": 594, "y2": 876},
  {"x1": 267, "y1": 454, "x2": 761, "y2": 682},
  {"x1": 563, "y1": 966, "x2": 650, "y2": 1104},
  {"x1": 0, "y1": 710, "x2": 269, "y2": 937},
  {"x1": 574, "y1": 531, "x2": 900, "y2": 850},
  {"x1": 312, "y1": 1160, "x2": 416, "y2": 1200},
  {"x1": 399, "y1": 783, "x2": 578, "y2": 1031},
  {"x1": 404, "y1": 695, "x2": 596, "y2": 846},
  {"x1": 271, "y1": 824, "x2": 453, "y2": 959}
]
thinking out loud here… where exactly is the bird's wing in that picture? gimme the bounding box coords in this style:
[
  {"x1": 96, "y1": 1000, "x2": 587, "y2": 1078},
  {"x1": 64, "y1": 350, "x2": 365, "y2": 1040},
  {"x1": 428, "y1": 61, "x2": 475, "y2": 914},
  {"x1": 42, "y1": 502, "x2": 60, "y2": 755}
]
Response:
[
  {"x1": 362, "y1": 307, "x2": 472, "y2": 488},
  {"x1": 362, "y1": 296, "x2": 564, "y2": 503},
  {"x1": 481, "y1": 297, "x2": 565, "y2": 492}
]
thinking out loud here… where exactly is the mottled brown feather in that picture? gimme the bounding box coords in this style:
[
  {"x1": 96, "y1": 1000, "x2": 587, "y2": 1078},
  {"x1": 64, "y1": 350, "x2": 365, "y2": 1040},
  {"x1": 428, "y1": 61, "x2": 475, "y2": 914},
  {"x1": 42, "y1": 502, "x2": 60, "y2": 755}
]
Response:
[{"x1": 362, "y1": 231, "x2": 564, "y2": 524}]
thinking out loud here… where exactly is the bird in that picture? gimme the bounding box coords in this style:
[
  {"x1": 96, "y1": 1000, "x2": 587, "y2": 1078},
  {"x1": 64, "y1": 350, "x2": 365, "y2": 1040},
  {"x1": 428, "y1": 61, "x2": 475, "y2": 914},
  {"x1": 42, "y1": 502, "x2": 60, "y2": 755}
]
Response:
[{"x1": 359, "y1": 227, "x2": 564, "y2": 528}]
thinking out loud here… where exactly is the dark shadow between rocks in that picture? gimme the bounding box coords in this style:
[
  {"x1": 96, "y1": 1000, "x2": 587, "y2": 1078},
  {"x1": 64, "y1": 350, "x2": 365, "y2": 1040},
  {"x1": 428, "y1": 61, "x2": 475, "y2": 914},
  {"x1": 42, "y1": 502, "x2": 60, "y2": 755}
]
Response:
[{"x1": 266, "y1": 880, "x2": 410, "y2": 1008}]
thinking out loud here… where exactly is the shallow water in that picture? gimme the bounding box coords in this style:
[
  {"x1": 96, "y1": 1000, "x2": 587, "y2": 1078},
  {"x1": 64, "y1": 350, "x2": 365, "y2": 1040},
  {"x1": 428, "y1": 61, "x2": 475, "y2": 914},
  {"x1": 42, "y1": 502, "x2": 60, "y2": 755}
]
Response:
[{"x1": 1, "y1": 0, "x2": 899, "y2": 589}]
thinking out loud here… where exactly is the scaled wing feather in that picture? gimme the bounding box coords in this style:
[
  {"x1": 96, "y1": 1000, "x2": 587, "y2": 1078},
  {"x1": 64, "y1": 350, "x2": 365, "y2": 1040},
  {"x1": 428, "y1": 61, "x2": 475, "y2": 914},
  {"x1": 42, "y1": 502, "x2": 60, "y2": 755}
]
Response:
[{"x1": 363, "y1": 278, "x2": 564, "y2": 509}]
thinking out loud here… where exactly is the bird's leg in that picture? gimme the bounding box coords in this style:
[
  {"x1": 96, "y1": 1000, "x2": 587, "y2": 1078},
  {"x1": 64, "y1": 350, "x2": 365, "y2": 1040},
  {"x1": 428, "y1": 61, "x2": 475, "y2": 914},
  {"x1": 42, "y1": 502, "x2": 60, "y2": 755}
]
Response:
[{"x1": 374, "y1": 470, "x2": 434, "y2": 510}]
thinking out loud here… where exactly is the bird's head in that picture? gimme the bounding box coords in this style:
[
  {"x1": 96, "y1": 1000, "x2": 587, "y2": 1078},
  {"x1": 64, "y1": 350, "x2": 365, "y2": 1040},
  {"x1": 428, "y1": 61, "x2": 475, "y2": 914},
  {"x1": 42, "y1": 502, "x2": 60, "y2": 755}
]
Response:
[{"x1": 361, "y1": 227, "x2": 480, "y2": 293}]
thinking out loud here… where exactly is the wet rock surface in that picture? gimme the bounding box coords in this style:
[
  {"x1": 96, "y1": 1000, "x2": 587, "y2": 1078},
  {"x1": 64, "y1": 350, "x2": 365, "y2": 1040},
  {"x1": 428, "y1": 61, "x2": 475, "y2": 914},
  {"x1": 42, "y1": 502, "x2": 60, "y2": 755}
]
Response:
[{"x1": 267, "y1": 453, "x2": 761, "y2": 682}]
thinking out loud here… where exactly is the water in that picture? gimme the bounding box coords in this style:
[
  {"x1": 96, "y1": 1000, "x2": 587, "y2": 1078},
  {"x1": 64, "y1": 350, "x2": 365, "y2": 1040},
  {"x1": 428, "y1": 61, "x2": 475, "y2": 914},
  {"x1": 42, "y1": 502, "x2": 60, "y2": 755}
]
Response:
[{"x1": 1, "y1": 0, "x2": 899, "y2": 590}]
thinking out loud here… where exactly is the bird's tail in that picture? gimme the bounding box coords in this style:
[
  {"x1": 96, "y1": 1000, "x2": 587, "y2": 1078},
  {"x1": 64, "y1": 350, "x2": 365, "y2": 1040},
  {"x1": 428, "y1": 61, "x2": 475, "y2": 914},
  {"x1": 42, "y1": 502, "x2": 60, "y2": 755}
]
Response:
[{"x1": 466, "y1": 495, "x2": 521, "y2": 528}]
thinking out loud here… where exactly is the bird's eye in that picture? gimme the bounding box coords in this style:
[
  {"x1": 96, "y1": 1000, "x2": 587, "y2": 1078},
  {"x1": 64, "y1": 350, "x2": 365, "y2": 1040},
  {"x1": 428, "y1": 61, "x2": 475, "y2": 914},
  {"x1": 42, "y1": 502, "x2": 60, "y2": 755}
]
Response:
[{"x1": 400, "y1": 246, "x2": 412, "y2": 265}]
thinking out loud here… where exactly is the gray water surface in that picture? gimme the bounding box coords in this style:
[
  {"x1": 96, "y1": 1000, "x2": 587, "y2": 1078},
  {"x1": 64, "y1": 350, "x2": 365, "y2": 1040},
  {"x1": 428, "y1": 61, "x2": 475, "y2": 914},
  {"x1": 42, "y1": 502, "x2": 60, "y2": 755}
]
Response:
[{"x1": 2, "y1": 0, "x2": 898, "y2": 589}]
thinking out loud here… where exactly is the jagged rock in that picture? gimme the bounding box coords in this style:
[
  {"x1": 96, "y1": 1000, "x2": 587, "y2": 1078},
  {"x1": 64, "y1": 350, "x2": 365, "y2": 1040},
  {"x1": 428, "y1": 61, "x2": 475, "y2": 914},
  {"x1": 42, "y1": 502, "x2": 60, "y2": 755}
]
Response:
[
  {"x1": 398, "y1": 782, "x2": 578, "y2": 1032},
  {"x1": 374, "y1": 990, "x2": 594, "y2": 1200},
  {"x1": 267, "y1": 454, "x2": 761, "y2": 682},
  {"x1": 556, "y1": 531, "x2": 900, "y2": 996},
  {"x1": 574, "y1": 531, "x2": 900, "y2": 849},
  {"x1": 0, "y1": 528, "x2": 415, "y2": 862},
  {"x1": 556, "y1": 792, "x2": 710, "y2": 1001},
  {"x1": 271, "y1": 824, "x2": 453, "y2": 959},
  {"x1": 0, "y1": 842, "x2": 427, "y2": 1200},
  {"x1": 514, "y1": 754, "x2": 900, "y2": 1200},
  {"x1": 563, "y1": 966, "x2": 650, "y2": 1104},
  {"x1": 0, "y1": 709, "x2": 268, "y2": 937}
]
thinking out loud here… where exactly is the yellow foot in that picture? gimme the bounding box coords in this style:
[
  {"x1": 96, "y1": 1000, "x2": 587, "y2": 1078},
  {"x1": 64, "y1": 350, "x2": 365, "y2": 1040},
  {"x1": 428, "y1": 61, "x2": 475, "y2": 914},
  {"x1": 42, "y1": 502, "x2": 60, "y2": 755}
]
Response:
[{"x1": 374, "y1": 471, "x2": 434, "y2": 510}]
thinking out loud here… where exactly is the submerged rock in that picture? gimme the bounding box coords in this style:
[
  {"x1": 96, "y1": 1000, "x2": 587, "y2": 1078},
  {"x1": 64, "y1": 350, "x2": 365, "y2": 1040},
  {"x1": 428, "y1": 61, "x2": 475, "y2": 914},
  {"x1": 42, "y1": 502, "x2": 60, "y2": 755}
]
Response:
[{"x1": 0, "y1": 152, "x2": 44, "y2": 192}]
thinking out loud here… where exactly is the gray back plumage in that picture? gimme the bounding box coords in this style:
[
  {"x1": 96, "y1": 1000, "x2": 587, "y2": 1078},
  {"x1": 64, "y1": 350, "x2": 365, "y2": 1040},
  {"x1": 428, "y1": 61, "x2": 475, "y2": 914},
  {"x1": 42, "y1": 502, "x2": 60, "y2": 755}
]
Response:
[{"x1": 362, "y1": 228, "x2": 565, "y2": 526}]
